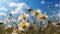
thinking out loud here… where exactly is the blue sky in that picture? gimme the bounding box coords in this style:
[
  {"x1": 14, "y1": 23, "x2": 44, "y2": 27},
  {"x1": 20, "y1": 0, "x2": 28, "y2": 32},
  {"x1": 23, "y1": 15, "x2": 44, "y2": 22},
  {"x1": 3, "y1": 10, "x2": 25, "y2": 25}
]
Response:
[{"x1": 0, "y1": 0, "x2": 59, "y2": 21}]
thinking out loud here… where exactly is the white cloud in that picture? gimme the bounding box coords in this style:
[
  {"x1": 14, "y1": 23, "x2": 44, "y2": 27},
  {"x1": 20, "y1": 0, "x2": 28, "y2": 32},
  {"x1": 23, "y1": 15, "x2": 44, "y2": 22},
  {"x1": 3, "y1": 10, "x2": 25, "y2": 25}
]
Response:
[
  {"x1": 41, "y1": 1, "x2": 45, "y2": 4},
  {"x1": 55, "y1": 4, "x2": 59, "y2": 7},
  {"x1": 9, "y1": 2, "x2": 28, "y2": 14},
  {"x1": 0, "y1": 12, "x2": 6, "y2": 17},
  {"x1": 9, "y1": 2, "x2": 17, "y2": 7},
  {"x1": 0, "y1": 7, "x2": 8, "y2": 11},
  {"x1": 15, "y1": 3, "x2": 28, "y2": 14}
]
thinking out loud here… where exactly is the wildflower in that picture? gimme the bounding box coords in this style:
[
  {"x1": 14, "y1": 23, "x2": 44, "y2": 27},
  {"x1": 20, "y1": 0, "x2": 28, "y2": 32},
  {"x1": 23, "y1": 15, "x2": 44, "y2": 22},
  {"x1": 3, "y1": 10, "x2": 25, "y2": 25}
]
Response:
[
  {"x1": 26, "y1": 23, "x2": 30, "y2": 28},
  {"x1": 18, "y1": 21, "x2": 30, "y2": 31},
  {"x1": 26, "y1": 20, "x2": 30, "y2": 23},
  {"x1": 18, "y1": 23, "x2": 26, "y2": 31},
  {"x1": 28, "y1": 25, "x2": 34, "y2": 30},
  {"x1": 40, "y1": 15, "x2": 46, "y2": 19},
  {"x1": 0, "y1": 21, "x2": 3, "y2": 25},
  {"x1": 10, "y1": 11, "x2": 15, "y2": 16},
  {"x1": 37, "y1": 14, "x2": 48, "y2": 20},
  {"x1": 20, "y1": 14, "x2": 27, "y2": 19},
  {"x1": 48, "y1": 19, "x2": 52, "y2": 24},
  {"x1": 26, "y1": 20, "x2": 30, "y2": 27},
  {"x1": 33, "y1": 10, "x2": 40, "y2": 16},
  {"x1": 20, "y1": 23, "x2": 26, "y2": 29},
  {"x1": 18, "y1": 27, "x2": 25, "y2": 31},
  {"x1": 18, "y1": 14, "x2": 29, "y2": 20},
  {"x1": 27, "y1": 7, "x2": 31, "y2": 12}
]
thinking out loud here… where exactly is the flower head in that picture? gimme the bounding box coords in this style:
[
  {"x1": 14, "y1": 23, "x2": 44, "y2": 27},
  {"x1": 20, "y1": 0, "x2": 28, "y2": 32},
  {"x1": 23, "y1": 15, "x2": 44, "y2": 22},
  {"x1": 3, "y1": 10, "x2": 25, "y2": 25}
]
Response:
[
  {"x1": 48, "y1": 19, "x2": 52, "y2": 24},
  {"x1": 10, "y1": 11, "x2": 15, "y2": 16},
  {"x1": 33, "y1": 10, "x2": 39, "y2": 16},
  {"x1": 18, "y1": 13, "x2": 29, "y2": 20},
  {"x1": 27, "y1": 7, "x2": 31, "y2": 12},
  {"x1": 28, "y1": 25, "x2": 34, "y2": 30},
  {"x1": 20, "y1": 14, "x2": 26, "y2": 19},
  {"x1": 37, "y1": 14, "x2": 48, "y2": 20},
  {"x1": 20, "y1": 23, "x2": 26, "y2": 29},
  {"x1": 40, "y1": 15, "x2": 46, "y2": 19},
  {"x1": 26, "y1": 23, "x2": 30, "y2": 27},
  {"x1": 33, "y1": 11, "x2": 39, "y2": 15},
  {"x1": 33, "y1": 9, "x2": 41, "y2": 16},
  {"x1": 0, "y1": 21, "x2": 3, "y2": 25}
]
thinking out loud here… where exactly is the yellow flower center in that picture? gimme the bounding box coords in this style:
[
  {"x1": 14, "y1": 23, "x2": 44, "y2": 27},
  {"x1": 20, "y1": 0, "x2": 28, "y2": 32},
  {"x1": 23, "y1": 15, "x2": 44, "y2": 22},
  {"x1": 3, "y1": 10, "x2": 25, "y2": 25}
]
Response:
[
  {"x1": 33, "y1": 10, "x2": 39, "y2": 16},
  {"x1": 20, "y1": 23, "x2": 26, "y2": 29},
  {"x1": 20, "y1": 14, "x2": 26, "y2": 19},
  {"x1": 40, "y1": 15, "x2": 46, "y2": 19}
]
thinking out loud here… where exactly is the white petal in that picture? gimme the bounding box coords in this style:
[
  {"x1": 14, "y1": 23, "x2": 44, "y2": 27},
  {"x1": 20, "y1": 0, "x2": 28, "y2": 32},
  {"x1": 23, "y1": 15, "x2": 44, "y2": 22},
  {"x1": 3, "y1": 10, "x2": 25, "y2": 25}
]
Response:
[
  {"x1": 9, "y1": 2, "x2": 17, "y2": 7},
  {"x1": 26, "y1": 23, "x2": 30, "y2": 27}
]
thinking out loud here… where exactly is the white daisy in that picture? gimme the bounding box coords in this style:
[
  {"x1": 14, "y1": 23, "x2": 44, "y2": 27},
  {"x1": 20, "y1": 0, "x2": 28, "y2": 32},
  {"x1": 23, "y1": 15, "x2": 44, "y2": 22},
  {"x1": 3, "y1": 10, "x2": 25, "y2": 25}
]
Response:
[
  {"x1": 26, "y1": 22, "x2": 30, "y2": 28},
  {"x1": 10, "y1": 11, "x2": 15, "y2": 16},
  {"x1": 18, "y1": 14, "x2": 29, "y2": 21},
  {"x1": 32, "y1": 9, "x2": 41, "y2": 16}
]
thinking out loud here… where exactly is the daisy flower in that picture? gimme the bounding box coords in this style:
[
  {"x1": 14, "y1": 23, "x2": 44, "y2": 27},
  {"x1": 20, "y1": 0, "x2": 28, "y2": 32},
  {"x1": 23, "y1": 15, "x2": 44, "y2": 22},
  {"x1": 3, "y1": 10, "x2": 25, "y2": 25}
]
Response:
[
  {"x1": 37, "y1": 14, "x2": 48, "y2": 20},
  {"x1": 10, "y1": 11, "x2": 15, "y2": 16},
  {"x1": 27, "y1": 7, "x2": 31, "y2": 12},
  {"x1": 20, "y1": 23, "x2": 26, "y2": 29},
  {"x1": 32, "y1": 9, "x2": 41, "y2": 16},
  {"x1": 18, "y1": 13, "x2": 29, "y2": 21},
  {"x1": 0, "y1": 21, "x2": 3, "y2": 25}
]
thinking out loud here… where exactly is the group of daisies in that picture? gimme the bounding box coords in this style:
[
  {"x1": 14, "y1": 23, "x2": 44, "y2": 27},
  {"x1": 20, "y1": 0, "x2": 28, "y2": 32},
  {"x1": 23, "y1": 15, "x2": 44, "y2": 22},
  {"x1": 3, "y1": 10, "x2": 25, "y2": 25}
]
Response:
[{"x1": 0, "y1": 7, "x2": 60, "y2": 34}]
